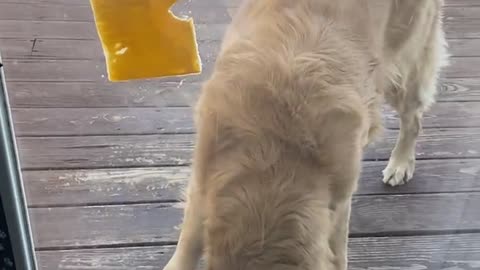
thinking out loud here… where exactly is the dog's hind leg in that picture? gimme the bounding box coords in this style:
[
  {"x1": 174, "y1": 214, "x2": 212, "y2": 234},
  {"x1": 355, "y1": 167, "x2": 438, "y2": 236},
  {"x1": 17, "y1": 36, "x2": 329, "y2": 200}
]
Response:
[
  {"x1": 382, "y1": 21, "x2": 448, "y2": 186},
  {"x1": 382, "y1": 92, "x2": 424, "y2": 186}
]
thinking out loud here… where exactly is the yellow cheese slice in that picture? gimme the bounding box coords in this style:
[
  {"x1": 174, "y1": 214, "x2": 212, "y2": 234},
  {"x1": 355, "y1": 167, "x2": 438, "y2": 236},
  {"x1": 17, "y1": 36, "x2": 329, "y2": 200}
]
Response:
[{"x1": 90, "y1": 0, "x2": 202, "y2": 81}]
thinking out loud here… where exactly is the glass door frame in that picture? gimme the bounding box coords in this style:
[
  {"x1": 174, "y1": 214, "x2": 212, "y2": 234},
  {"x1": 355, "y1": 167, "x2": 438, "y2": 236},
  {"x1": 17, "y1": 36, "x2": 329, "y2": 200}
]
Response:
[{"x1": 0, "y1": 52, "x2": 38, "y2": 270}]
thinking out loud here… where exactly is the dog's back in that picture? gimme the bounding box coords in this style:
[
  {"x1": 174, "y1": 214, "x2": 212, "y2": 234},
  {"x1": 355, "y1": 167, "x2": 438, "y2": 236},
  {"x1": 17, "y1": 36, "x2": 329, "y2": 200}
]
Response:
[
  {"x1": 164, "y1": 1, "x2": 445, "y2": 270},
  {"x1": 199, "y1": 1, "x2": 375, "y2": 269}
]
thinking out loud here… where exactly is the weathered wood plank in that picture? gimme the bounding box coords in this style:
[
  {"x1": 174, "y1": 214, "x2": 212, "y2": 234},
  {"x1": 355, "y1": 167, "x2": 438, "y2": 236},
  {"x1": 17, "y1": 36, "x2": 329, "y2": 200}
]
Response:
[
  {"x1": 22, "y1": 159, "x2": 480, "y2": 206},
  {"x1": 23, "y1": 167, "x2": 190, "y2": 206},
  {"x1": 0, "y1": 19, "x2": 476, "y2": 40},
  {"x1": 348, "y1": 234, "x2": 480, "y2": 270},
  {"x1": 12, "y1": 108, "x2": 195, "y2": 136},
  {"x1": 445, "y1": 0, "x2": 480, "y2": 6},
  {"x1": 444, "y1": 6, "x2": 480, "y2": 20},
  {"x1": 2, "y1": 59, "x2": 214, "y2": 83},
  {"x1": 0, "y1": 38, "x2": 34, "y2": 59},
  {"x1": 29, "y1": 193, "x2": 480, "y2": 248},
  {"x1": 365, "y1": 128, "x2": 480, "y2": 161},
  {"x1": 0, "y1": 0, "x2": 87, "y2": 5},
  {"x1": 0, "y1": 59, "x2": 214, "y2": 83},
  {"x1": 445, "y1": 21, "x2": 480, "y2": 39},
  {"x1": 350, "y1": 193, "x2": 480, "y2": 235},
  {"x1": 1, "y1": 0, "x2": 241, "y2": 8},
  {"x1": 16, "y1": 128, "x2": 480, "y2": 170},
  {"x1": 3, "y1": 59, "x2": 108, "y2": 82},
  {"x1": 0, "y1": 4, "x2": 231, "y2": 24},
  {"x1": 0, "y1": 21, "x2": 227, "y2": 40},
  {"x1": 0, "y1": 21, "x2": 98, "y2": 39},
  {"x1": 10, "y1": 102, "x2": 480, "y2": 136},
  {"x1": 359, "y1": 159, "x2": 480, "y2": 195},
  {"x1": 6, "y1": 78, "x2": 480, "y2": 108},
  {"x1": 30, "y1": 203, "x2": 183, "y2": 248},
  {"x1": 17, "y1": 134, "x2": 196, "y2": 169},
  {"x1": 446, "y1": 57, "x2": 480, "y2": 78},
  {"x1": 0, "y1": 38, "x2": 220, "y2": 63},
  {"x1": 439, "y1": 78, "x2": 480, "y2": 101},
  {"x1": 37, "y1": 246, "x2": 177, "y2": 270},
  {"x1": 0, "y1": 38, "x2": 100, "y2": 59},
  {"x1": 447, "y1": 39, "x2": 480, "y2": 57},
  {"x1": 0, "y1": 3, "x2": 93, "y2": 21},
  {"x1": 36, "y1": 233, "x2": 480, "y2": 270},
  {"x1": 2, "y1": 38, "x2": 477, "y2": 60},
  {"x1": 2, "y1": 55, "x2": 477, "y2": 83},
  {"x1": 7, "y1": 81, "x2": 202, "y2": 108},
  {"x1": 383, "y1": 102, "x2": 480, "y2": 128}
]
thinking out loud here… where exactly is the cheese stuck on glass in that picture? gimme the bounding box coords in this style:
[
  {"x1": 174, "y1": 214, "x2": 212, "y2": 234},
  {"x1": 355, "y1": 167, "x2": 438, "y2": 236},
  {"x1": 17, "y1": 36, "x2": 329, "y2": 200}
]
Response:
[{"x1": 90, "y1": 0, "x2": 202, "y2": 81}]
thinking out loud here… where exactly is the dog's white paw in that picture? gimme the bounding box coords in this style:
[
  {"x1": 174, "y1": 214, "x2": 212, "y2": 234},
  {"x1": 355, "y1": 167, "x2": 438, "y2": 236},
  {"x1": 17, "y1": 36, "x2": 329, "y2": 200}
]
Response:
[
  {"x1": 162, "y1": 262, "x2": 179, "y2": 270},
  {"x1": 382, "y1": 158, "x2": 415, "y2": 186},
  {"x1": 162, "y1": 257, "x2": 183, "y2": 270},
  {"x1": 162, "y1": 254, "x2": 197, "y2": 270}
]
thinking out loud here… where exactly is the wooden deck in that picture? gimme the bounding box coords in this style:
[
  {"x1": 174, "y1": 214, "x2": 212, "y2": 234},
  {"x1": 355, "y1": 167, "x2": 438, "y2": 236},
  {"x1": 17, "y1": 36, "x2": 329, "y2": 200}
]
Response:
[{"x1": 1, "y1": 0, "x2": 480, "y2": 269}]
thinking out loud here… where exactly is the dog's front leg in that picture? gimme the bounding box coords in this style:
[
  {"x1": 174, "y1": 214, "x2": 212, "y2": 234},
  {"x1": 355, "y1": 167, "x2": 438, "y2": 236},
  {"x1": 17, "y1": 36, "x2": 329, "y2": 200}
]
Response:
[
  {"x1": 163, "y1": 107, "x2": 218, "y2": 270},
  {"x1": 328, "y1": 200, "x2": 351, "y2": 270},
  {"x1": 163, "y1": 181, "x2": 205, "y2": 270}
]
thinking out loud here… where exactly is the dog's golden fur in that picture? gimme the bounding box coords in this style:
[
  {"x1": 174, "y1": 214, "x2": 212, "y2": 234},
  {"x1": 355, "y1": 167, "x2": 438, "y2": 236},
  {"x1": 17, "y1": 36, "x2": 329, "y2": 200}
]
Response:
[{"x1": 164, "y1": 0, "x2": 448, "y2": 269}]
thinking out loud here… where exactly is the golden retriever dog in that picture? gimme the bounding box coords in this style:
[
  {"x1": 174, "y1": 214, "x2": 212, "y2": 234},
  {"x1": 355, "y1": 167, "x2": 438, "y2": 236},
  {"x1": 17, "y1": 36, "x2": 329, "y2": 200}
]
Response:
[{"x1": 164, "y1": 0, "x2": 448, "y2": 269}]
